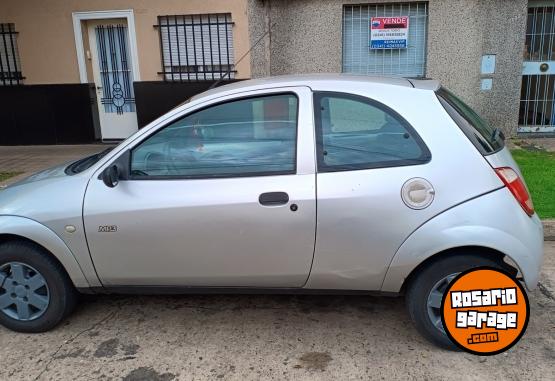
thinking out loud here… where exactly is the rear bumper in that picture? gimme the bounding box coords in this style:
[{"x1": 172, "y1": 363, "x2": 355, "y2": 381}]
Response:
[
  {"x1": 381, "y1": 188, "x2": 544, "y2": 292},
  {"x1": 514, "y1": 212, "x2": 544, "y2": 290}
]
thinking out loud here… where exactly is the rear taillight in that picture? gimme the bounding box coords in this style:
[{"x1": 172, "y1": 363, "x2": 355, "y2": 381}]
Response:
[{"x1": 495, "y1": 167, "x2": 534, "y2": 217}]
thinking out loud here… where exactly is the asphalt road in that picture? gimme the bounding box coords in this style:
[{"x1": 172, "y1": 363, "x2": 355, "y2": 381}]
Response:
[{"x1": 1, "y1": 242, "x2": 554, "y2": 381}]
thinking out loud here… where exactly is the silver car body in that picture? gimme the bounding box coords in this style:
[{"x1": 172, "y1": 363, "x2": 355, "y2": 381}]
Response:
[{"x1": 0, "y1": 74, "x2": 544, "y2": 292}]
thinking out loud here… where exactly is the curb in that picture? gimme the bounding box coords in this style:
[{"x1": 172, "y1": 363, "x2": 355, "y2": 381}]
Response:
[{"x1": 543, "y1": 219, "x2": 555, "y2": 241}]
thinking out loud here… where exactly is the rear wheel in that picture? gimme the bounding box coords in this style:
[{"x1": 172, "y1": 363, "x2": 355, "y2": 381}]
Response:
[
  {"x1": 0, "y1": 241, "x2": 77, "y2": 332},
  {"x1": 405, "y1": 253, "x2": 505, "y2": 350}
]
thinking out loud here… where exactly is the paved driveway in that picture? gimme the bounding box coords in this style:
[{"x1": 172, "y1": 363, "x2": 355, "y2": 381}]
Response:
[
  {"x1": 0, "y1": 243, "x2": 554, "y2": 381},
  {"x1": 0, "y1": 145, "x2": 110, "y2": 186}
]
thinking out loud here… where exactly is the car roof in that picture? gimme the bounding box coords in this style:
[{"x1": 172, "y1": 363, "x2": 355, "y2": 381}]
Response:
[{"x1": 191, "y1": 74, "x2": 441, "y2": 102}]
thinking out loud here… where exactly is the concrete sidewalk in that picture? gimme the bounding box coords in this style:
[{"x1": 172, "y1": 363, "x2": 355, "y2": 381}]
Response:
[
  {"x1": 0, "y1": 145, "x2": 111, "y2": 186},
  {"x1": 512, "y1": 137, "x2": 555, "y2": 152}
]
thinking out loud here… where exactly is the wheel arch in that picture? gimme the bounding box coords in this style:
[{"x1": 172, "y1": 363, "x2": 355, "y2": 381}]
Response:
[
  {"x1": 398, "y1": 245, "x2": 517, "y2": 294},
  {"x1": 0, "y1": 216, "x2": 90, "y2": 288},
  {"x1": 381, "y1": 189, "x2": 543, "y2": 293},
  {"x1": 381, "y1": 226, "x2": 529, "y2": 294}
]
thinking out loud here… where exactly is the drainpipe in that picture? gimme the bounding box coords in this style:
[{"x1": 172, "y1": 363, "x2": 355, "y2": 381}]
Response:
[{"x1": 264, "y1": 0, "x2": 272, "y2": 76}]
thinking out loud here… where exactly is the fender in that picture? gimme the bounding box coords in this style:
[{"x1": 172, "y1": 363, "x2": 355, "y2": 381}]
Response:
[
  {"x1": 381, "y1": 188, "x2": 544, "y2": 292},
  {"x1": 0, "y1": 215, "x2": 91, "y2": 288}
]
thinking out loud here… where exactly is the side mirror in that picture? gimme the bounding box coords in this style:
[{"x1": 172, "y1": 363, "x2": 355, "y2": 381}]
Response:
[
  {"x1": 102, "y1": 165, "x2": 119, "y2": 188},
  {"x1": 100, "y1": 150, "x2": 130, "y2": 188}
]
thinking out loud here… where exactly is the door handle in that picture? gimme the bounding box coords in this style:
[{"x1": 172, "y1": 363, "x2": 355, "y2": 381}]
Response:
[{"x1": 259, "y1": 192, "x2": 289, "y2": 206}]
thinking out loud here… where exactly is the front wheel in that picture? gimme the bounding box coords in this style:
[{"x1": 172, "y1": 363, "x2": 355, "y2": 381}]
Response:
[
  {"x1": 0, "y1": 241, "x2": 77, "y2": 332},
  {"x1": 405, "y1": 253, "x2": 505, "y2": 350}
]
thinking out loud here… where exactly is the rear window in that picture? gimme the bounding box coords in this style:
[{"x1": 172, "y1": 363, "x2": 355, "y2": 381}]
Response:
[{"x1": 436, "y1": 87, "x2": 504, "y2": 155}]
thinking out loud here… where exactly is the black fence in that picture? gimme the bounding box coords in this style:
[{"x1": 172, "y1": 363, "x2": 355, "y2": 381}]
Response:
[
  {"x1": 134, "y1": 80, "x2": 240, "y2": 128},
  {"x1": 154, "y1": 13, "x2": 236, "y2": 82},
  {"x1": 0, "y1": 23, "x2": 24, "y2": 86},
  {"x1": 0, "y1": 84, "x2": 96, "y2": 145}
]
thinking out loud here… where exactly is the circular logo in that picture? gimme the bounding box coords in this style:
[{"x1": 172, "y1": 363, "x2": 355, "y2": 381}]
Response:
[{"x1": 441, "y1": 267, "x2": 529, "y2": 355}]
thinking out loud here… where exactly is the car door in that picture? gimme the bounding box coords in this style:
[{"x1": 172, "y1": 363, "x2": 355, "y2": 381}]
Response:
[
  {"x1": 83, "y1": 87, "x2": 316, "y2": 287},
  {"x1": 305, "y1": 91, "x2": 433, "y2": 290}
]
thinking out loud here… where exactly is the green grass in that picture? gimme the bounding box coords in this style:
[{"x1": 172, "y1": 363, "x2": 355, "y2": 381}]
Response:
[
  {"x1": 511, "y1": 149, "x2": 555, "y2": 219},
  {"x1": 0, "y1": 172, "x2": 22, "y2": 182}
]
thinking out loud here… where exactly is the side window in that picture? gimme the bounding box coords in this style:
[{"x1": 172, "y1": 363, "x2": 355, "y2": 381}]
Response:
[
  {"x1": 131, "y1": 94, "x2": 298, "y2": 178},
  {"x1": 314, "y1": 92, "x2": 430, "y2": 171}
]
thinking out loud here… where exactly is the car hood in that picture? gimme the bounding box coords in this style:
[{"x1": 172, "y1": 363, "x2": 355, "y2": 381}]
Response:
[
  {"x1": 7, "y1": 163, "x2": 70, "y2": 188},
  {"x1": 0, "y1": 164, "x2": 90, "y2": 221}
]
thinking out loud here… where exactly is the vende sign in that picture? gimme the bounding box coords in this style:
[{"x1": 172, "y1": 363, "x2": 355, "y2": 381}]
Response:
[{"x1": 370, "y1": 16, "x2": 409, "y2": 49}]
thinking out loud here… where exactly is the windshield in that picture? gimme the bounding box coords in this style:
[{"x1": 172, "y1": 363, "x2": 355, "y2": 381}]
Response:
[
  {"x1": 65, "y1": 148, "x2": 113, "y2": 175},
  {"x1": 436, "y1": 87, "x2": 504, "y2": 154}
]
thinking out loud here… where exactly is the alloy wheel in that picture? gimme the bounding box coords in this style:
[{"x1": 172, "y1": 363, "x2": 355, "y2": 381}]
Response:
[
  {"x1": 0, "y1": 262, "x2": 50, "y2": 321},
  {"x1": 426, "y1": 272, "x2": 459, "y2": 334}
]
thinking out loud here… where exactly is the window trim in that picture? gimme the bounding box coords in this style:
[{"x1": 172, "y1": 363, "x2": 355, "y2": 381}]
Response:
[
  {"x1": 128, "y1": 92, "x2": 300, "y2": 181},
  {"x1": 436, "y1": 87, "x2": 504, "y2": 156},
  {"x1": 313, "y1": 91, "x2": 431, "y2": 173}
]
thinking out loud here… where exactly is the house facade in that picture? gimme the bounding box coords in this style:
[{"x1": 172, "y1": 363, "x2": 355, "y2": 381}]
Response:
[
  {"x1": 0, "y1": 0, "x2": 553, "y2": 145},
  {"x1": 0, "y1": 0, "x2": 250, "y2": 144}
]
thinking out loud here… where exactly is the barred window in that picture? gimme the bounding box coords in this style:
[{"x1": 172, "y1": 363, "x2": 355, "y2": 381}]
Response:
[
  {"x1": 0, "y1": 23, "x2": 23, "y2": 85},
  {"x1": 157, "y1": 14, "x2": 235, "y2": 82},
  {"x1": 343, "y1": 3, "x2": 428, "y2": 77}
]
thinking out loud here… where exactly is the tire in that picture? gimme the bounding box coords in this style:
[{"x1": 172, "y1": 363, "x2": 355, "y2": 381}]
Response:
[
  {"x1": 0, "y1": 241, "x2": 78, "y2": 333},
  {"x1": 405, "y1": 253, "x2": 505, "y2": 350}
]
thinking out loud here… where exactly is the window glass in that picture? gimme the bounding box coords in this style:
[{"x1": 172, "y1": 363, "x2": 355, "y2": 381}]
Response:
[
  {"x1": 436, "y1": 87, "x2": 504, "y2": 154},
  {"x1": 131, "y1": 94, "x2": 298, "y2": 178},
  {"x1": 315, "y1": 93, "x2": 429, "y2": 171}
]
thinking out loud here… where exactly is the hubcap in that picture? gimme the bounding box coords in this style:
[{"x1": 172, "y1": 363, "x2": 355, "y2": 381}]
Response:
[
  {"x1": 0, "y1": 262, "x2": 50, "y2": 321},
  {"x1": 426, "y1": 273, "x2": 459, "y2": 334}
]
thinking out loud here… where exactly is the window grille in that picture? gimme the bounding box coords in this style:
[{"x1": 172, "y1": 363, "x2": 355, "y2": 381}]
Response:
[
  {"x1": 156, "y1": 14, "x2": 235, "y2": 82},
  {"x1": 0, "y1": 23, "x2": 23, "y2": 85},
  {"x1": 524, "y1": 5, "x2": 555, "y2": 62},
  {"x1": 519, "y1": 4, "x2": 555, "y2": 131},
  {"x1": 95, "y1": 25, "x2": 135, "y2": 114},
  {"x1": 342, "y1": 3, "x2": 428, "y2": 77}
]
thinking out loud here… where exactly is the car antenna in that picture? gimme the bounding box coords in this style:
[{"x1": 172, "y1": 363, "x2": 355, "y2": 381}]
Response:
[{"x1": 208, "y1": 23, "x2": 275, "y2": 90}]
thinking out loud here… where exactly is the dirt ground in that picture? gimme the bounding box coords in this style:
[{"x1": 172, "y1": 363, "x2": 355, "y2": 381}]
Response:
[{"x1": 0, "y1": 242, "x2": 553, "y2": 381}]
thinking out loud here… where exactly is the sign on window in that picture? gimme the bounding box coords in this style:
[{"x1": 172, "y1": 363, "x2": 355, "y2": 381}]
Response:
[{"x1": 370, "y1": 16, "x2": 409, "y2": 49}]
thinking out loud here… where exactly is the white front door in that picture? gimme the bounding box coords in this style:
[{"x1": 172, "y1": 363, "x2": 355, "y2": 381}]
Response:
[{"x1": 88, "y1": 20, "x2": 138, "y2": 140}]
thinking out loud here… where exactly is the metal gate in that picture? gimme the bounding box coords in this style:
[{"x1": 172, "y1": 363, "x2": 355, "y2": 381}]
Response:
[
  {"x1": 519, "y1": 3, "x2": 555, "y2": 133},
  {"x1": 95, "y1": 24, "x2": 135, "y2": 115}
]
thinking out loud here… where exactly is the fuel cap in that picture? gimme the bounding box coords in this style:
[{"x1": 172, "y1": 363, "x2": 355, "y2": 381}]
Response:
[{"x1": 401, "y1": 178, "x2": 435, "y2": 210}]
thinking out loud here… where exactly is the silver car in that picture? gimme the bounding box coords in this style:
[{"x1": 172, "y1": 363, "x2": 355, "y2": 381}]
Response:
[{"x1": 0, "y1": 75, "x2": 544, "y2": 349}]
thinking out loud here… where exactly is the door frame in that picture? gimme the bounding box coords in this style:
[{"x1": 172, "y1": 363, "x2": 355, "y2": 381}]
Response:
[{"x1": 72, "y1": 9, "x2": 141, "y2": 84}]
